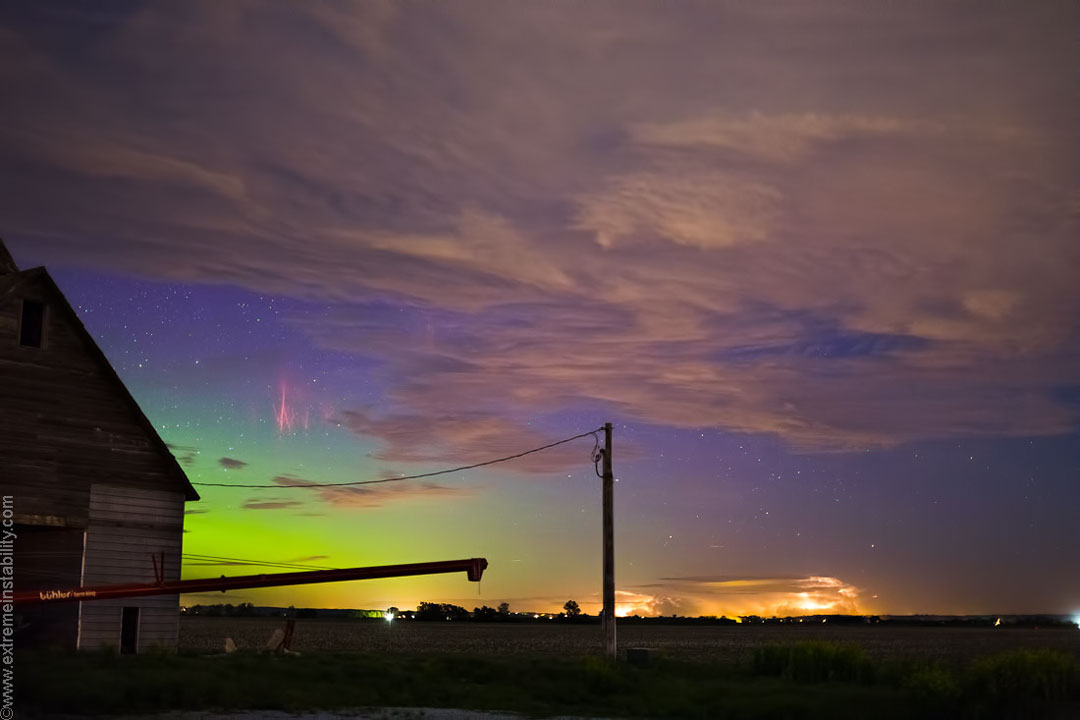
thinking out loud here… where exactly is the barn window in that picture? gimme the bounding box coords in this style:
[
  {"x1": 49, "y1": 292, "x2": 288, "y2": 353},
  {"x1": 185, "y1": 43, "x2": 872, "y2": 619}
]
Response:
[
  {"x1": 120, "y1": 607, "x2": 140, "y2": 654},
  {"x1": 19, "y1": 300, "x2": 46, "y2": 348}
]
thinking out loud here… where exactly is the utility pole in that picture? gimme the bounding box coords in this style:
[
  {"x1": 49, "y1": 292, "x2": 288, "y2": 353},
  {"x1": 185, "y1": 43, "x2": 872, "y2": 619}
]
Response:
[{"x1": 602, "y1": 421, "x2": 616, "y2": 659}]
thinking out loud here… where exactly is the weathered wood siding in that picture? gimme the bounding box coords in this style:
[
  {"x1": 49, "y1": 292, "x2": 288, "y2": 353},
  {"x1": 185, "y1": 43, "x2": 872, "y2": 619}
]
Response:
[
  {"x1": 78, "y1": 485, "x2": 184, "y2": 651},
  {"x1": 12, "y1": 525, "x2": 83, "y2": 649},
  {"x1": 0, "y1": 272, "x2": 191, "y2": 524},
  {"x1": 0, "y1": 267, "x2": 196, "y2": 652}
]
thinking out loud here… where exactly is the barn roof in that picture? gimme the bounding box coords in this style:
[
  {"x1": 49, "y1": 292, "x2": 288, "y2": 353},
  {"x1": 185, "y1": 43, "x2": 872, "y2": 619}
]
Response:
[
  {"x1": 0, "y1": 241, "x2": 17, "y2": 274},
  {"x1": 1, "y1": 238, "x2": 199, "y2": 501}
]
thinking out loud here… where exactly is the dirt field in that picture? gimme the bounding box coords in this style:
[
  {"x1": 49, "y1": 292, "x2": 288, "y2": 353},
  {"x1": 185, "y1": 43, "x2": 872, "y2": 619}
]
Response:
[{"x1": 180, "y1": 617, "x2": 1080, "y2": 666}]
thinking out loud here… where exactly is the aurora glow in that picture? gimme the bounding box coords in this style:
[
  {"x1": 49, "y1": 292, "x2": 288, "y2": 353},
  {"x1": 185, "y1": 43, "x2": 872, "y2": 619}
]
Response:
[{"x1": 1, "y1": 1, "x2": 1077, "y2": 617}]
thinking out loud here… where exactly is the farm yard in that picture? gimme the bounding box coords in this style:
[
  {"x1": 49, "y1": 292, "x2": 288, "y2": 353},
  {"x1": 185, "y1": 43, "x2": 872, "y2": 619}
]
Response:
[{"x1": 180, "y1": 616, "x2": 1080, "y2": 666}]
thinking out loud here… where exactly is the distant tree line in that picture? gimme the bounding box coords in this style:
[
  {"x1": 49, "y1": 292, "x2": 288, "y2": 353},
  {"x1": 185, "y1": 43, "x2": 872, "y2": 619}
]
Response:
[
  {"x1": 182, "y1": 600, "x2": 738, "y2": 623},
  {"x1": 407, "y1": 600, "x2": 596, "y2": 622},
  {"x1": 183, "y1": 603, "x2": 380, "y2": 619},
  {"x1": 183, "y1": 603, "x2": 1068, "y2": 629},
  {"x1": 185, "y1": 603, "x2": 260, "y2": 617}
]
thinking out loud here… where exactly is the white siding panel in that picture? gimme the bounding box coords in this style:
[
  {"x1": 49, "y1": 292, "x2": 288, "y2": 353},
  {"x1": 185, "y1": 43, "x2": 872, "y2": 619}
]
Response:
[
  {"x1": 78, "y1": 596, "x2": 180, "y2": 652},
  {"x1": 89, "y1": 485, "x2": 184, "y2": 528},
  {"x1": 78, "y1": 484, "x2": 186, "y2": 652}
]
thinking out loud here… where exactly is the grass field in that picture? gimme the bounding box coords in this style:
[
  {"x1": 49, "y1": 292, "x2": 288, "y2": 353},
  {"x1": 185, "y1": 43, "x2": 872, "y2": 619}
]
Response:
[
  {"x1": 17, "y1": 620, "x2": 1080, "y2": 718},
  {"x1": 180, "y1": 616, "x2": 1080, "y2": 666}
]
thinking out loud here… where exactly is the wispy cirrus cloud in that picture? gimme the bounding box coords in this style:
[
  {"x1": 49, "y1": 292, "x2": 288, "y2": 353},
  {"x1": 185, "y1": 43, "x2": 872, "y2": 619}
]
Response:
[
  {"x1": 241, "y1": 499, "x2": 304, "y2": 511},
  {"x1": 575, "y1": 169, "x2": 782, "y2": 250},
  {"x1": 1, "y1": 0, "x2": 1076, "y2": 454},
  {"x1": 335, "y1": 409, "x2": 602, "y2": 473},
  {"x1": 631, "y1": 112, "x2": 946, "y2": 163},
  {"x1": 270, "y1": 474, "x2": 469, "y2": 509}
]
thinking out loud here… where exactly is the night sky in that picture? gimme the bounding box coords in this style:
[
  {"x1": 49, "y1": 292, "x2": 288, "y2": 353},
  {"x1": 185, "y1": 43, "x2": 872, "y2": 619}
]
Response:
[{"x1": 2, "y1": 1, "x2": 1078, "y2": 617}]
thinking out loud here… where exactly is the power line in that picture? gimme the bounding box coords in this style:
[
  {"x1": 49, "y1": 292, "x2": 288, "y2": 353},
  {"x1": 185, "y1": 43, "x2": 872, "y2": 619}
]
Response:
[
  {"x1": 182, "y1": 553, "x2": 337, "y2": 571},
  {"x1": 192, "y1": 427, "x2": 604, "y2": 489}
]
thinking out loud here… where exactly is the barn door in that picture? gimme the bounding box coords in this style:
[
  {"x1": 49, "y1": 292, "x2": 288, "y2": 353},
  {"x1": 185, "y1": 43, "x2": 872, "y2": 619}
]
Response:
[{"x1": 120, "y1": 607, "x2": 139, "y2": 654}]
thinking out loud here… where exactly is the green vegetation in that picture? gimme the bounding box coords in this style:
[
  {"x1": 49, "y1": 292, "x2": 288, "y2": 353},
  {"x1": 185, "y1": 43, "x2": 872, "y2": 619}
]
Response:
[
  {"x1": 18, "y1": 643, "x2": 1079, "y2": 718},
  {"x1": 751, "y1": 640, "x2": 875, "y2": 683},
  {"x1": 965, "y1": 648, "x2": 1080, "y2": 716}
]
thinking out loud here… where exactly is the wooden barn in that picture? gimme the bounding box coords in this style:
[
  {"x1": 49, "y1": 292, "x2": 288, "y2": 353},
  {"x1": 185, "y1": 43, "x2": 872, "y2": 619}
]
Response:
[{"x1": 0, "y1": 239, "x2": 199, "y2": 652}]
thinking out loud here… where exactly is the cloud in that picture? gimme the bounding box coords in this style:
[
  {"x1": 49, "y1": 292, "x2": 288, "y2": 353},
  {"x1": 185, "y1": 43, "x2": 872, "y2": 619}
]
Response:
[
  {"x1": 361, "y1": 209, "x2": 575, "y2": 294},
  {"x1": 612, "y1": 590, "x2": 690, "y2": 618},
  {"x1": 335, "y1": 409, "x2": 601, "y2": 473},
  {"x1": 617, "y1": 575, "x2": 864, "y2": 618},
  {"x1": 632, "y1": 112, "x2": 943, "y2": 163},
  {"x1": 1, "y1": 1, "x2": 1076, "y2": 452},
  {"x1": 574, "y1": 169, "x2": 782, "y2": 249},
  {"x1": 218, "y1": 456, "x2": 248, "y2": 470},
  {"x1": 166, "y1": 443, "x2": 199, "y2": 466},
  {"x1": 467, "y1": 575, "x2": 865, "y2": 617},
  {"x1": 318, "y1": 296, "x2": 1076, "y2": 450},
  {"x1": 42, "y1": 140, "x2": 246, "y2": 201},
  {"x1": 241, "y1": 499, "x2": 305, "y2": 511},
  {"x1": 270, "y1": 474, "x2": 470, "y2": 509}
]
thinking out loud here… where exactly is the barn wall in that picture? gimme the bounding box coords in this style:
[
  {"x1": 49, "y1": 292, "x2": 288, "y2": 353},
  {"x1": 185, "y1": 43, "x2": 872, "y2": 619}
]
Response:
[
  {"x1": 78, "y1": 597, "x2": 180, "y2": 652},
  {"x1": 12, "y1": 525, "x2": 83, "y2": 649},
  {"x1": 0, "y1": 268, "x2": 196, "y2": 652},
  {"x1": 78, "y1": 485, "x2": 184, "y2": 651},
  {"x1": 0, "y1": 272, "x2": 191, "y2": 525}
]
